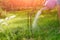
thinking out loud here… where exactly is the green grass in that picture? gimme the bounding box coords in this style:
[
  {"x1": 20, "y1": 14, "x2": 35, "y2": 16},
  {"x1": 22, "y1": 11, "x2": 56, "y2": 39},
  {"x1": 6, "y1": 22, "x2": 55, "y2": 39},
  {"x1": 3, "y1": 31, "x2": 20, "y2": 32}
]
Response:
[{"x1": 0, "y1": 9, "x2": 60, "y2": 40}]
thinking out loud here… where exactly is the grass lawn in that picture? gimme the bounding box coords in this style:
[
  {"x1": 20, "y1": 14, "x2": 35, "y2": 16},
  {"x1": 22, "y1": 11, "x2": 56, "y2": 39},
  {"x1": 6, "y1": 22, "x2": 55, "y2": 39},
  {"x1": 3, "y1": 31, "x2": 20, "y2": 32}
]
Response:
[{"x1": 0, "y1": 9, "x2": 60, "y2": 40}]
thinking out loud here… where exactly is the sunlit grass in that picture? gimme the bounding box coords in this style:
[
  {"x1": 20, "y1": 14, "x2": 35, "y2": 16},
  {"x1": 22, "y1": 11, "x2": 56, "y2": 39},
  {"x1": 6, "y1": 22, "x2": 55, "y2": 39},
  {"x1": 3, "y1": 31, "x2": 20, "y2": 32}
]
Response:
[{"x1": 0, "y1": 9, "x2": 60, "y2": 40}]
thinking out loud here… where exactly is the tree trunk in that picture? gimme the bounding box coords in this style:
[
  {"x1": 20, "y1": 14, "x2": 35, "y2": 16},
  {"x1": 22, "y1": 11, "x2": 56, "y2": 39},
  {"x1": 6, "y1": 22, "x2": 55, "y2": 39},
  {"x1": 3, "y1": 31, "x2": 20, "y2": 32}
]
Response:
[{"x1": 57, "y1": 5, "x2": 60, "y2": 25}]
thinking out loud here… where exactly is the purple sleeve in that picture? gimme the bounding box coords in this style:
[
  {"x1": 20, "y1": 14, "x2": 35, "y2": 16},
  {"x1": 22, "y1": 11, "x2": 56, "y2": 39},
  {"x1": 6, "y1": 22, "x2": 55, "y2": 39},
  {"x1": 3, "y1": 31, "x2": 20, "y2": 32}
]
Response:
[{"x1": 57, "y1": 0, "x2": 60, "y2": 5}]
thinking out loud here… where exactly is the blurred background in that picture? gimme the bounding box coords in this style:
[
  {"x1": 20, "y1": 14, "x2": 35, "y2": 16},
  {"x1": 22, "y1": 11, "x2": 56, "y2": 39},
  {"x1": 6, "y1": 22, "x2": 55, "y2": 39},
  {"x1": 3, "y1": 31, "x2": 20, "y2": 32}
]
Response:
[{"x1": 0, "y1": 0, "x2": 60, "y2": 40}]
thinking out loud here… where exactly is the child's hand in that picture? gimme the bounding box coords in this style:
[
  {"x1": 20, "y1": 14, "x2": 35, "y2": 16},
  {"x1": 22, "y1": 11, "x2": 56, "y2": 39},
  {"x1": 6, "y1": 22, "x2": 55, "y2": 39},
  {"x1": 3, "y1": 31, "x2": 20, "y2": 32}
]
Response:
[{"x1": 44, "y1": 0, "x2": 57, "y2": 9}]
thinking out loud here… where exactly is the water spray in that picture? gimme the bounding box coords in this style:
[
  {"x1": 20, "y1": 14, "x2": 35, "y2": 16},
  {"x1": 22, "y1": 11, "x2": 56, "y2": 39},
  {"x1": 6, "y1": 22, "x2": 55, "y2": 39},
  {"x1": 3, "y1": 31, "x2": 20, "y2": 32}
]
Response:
[
  {"x1": 0, "y1": 15, "x2": 16, "y2": 26},
  {"x1": 32, "y1": 0, "x2": 57, "y2": 28}
]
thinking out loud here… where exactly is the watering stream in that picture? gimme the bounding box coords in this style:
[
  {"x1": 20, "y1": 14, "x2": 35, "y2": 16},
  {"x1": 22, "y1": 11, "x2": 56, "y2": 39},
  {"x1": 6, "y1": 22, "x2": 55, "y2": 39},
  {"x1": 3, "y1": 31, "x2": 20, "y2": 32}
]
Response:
[{"x1": 32, "y1": 8, "x2": 45, "y2": 28}]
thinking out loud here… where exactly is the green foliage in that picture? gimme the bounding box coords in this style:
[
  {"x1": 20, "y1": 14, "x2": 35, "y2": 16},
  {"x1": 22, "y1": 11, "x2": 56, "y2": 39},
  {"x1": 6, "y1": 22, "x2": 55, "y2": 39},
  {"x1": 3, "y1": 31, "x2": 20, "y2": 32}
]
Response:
[{"x1": 0, "y1": 9, "x2": 59, "y2": 40}]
